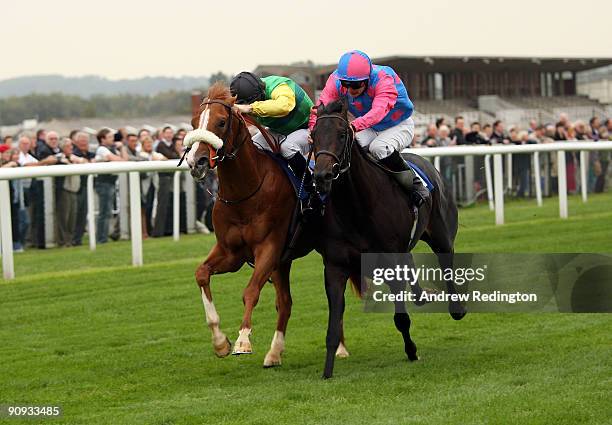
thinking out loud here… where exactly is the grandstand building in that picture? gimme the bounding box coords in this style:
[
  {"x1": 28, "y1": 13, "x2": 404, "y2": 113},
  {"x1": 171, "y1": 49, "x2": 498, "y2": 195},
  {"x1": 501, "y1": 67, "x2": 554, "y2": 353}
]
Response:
[{"x1": 255, "y1": 56, "x2": 612, "y2": 127}]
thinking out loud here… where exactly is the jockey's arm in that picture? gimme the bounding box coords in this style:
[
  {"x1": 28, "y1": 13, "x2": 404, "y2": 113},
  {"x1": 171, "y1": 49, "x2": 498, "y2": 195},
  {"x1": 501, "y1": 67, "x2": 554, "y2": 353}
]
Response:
[
  {"x1": 251, "y1": 83, "x2": 295, "y2": 118},
  {"x1": 308, "y1": 74, "x2": 340, "y2": 131},
  {"x1": 351, "y1": 73, "x2": 398, "y2": 131}
]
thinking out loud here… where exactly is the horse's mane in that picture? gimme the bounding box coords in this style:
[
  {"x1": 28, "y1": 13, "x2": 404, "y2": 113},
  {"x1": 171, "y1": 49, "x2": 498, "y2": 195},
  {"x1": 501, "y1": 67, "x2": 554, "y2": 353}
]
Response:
[{"x1": 207, "y1": 81, "x2": 235, "y2": 102}]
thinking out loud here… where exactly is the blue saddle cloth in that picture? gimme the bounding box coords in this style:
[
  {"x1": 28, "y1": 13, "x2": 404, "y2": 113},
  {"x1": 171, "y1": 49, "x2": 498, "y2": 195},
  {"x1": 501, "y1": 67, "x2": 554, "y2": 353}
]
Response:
[
  {"x1": 265, "y1": 151, "x2": 310, "y2": 201},
  {"x1": 305, "y1": 156, "x2": 435, "y2": 194},
  {"x1": 407, "y1": 160, "x2": 436, "y2": 192}
]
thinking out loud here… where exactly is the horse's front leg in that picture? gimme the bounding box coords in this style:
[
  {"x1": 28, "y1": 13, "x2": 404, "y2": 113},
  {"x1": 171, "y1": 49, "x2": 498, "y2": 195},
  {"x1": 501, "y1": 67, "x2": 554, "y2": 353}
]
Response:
[
  {"x1": 263, "y1": 261, "x2": 292, "y2": 367},
  {"x1": 322, "y1": 264, "x2": 349, "y2": 379},
  {"x1": 195, "y1": 243, "x2": 242, "y2": 357},
  {"x1": 232, "y1": 242, "x2": 279, "y2": 355}
]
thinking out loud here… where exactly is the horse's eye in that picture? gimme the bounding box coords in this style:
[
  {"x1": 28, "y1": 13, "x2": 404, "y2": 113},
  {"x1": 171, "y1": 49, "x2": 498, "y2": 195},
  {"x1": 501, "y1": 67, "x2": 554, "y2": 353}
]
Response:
[{"x1": 218, "y1": 119, "x2": 226, "y2": 128}]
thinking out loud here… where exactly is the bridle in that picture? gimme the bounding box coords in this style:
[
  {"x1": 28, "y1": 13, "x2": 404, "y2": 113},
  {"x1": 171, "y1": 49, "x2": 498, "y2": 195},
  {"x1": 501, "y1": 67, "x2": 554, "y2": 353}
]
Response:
[
  {"x1": 178, "y1": 99, "x2": 249, "y2": 167},
  {"x1": 313, "y1": 113, "x2": 355, "y2": 179},
  {"x1": 180, "y1": 98, "x2": 264, "y2": 205}
]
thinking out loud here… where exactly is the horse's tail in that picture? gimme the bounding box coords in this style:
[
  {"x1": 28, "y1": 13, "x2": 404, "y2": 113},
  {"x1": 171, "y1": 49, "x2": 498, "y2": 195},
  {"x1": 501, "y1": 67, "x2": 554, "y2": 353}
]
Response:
[{"x1": 348, "y1": 274, "x2": 363, "y2": 298}]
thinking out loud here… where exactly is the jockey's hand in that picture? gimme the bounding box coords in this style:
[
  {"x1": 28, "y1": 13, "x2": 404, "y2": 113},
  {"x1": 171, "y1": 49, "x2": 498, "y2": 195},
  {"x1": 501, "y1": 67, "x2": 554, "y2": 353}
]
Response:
[
  {"x1": 307, "y1": 131, "x2": 314, "y2": 144},
  {"x1": 234, "y1": 104, "x2": 253, "y2": 114}
]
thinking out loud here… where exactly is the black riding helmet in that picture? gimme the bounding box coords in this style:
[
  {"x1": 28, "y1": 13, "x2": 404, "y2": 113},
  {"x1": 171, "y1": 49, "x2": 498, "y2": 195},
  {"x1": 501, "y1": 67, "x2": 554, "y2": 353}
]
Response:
[{"x1": 229, "y1": 72, "x2": 266, "y2": 104}]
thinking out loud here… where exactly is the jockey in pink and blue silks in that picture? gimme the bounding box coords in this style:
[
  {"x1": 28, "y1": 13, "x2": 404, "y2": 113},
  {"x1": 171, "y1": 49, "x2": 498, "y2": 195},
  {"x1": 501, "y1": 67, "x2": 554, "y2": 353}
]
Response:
[{"x1": 309, "y1": 50, "x2": 429, "y2": 207}]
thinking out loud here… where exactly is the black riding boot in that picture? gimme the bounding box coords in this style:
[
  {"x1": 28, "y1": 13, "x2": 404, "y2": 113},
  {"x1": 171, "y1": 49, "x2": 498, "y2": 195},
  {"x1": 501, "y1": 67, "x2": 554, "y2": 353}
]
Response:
[
  {"x1": 287, "y1": 153, "x2": 319, "y2": 213},
  {"x1": 287, "y1": 153, "x2": 313, "y2": 192},
  {"x1": 379, "y1": 151, "x2": 429, "y2": 208}
]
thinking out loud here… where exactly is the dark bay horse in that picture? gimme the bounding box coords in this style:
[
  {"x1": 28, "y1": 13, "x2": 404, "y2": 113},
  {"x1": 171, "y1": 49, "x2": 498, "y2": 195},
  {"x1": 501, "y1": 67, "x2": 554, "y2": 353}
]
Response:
[
  {"x1": 183, "y1": 83, "x2": 335, "y2": 367},
  {"x1": 312, "y1": 99, "x2": 466, "y2": 378}
]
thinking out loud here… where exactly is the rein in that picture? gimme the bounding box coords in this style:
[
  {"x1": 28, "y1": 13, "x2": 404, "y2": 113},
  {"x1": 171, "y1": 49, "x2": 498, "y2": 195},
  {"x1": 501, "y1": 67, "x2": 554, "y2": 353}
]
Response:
[{"x1": 313, "y1": 114, "x2": 355, "y2": 179}]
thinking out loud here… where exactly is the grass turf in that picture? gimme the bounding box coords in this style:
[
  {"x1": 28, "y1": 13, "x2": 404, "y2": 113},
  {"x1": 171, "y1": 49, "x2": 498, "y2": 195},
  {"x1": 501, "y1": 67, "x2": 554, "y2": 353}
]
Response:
[{"x1": 1, "y1": 193, "x2": 611, "y2": 424}]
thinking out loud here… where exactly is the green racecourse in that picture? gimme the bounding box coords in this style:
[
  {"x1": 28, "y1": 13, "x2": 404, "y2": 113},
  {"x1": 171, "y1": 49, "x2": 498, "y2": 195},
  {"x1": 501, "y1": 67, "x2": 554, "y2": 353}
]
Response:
[{"x1": 1, "y1": 192, "x2": 611, "y2": 425}]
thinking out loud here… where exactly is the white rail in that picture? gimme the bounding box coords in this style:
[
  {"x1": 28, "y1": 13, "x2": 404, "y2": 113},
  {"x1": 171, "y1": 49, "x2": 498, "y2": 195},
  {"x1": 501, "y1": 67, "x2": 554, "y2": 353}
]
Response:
[
  {"x1": 403, "y1": 141, "x2": 612, "y2": 225},
  {"x1": 1, "y1": 142, "x2": 612, "y2": 280}
]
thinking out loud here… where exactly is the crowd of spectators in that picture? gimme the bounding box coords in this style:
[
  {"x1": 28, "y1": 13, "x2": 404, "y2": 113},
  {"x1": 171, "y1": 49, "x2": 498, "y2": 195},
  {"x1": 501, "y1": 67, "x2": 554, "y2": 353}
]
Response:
[
  {"x1": 0, "y1": 127, "x2": 216, "y2": 252},
  {"x1": 411, "y1": 114, "x2": 612, "y2": 197},
  {"x1": 1, "y1": 112, "x2": 611, "y2": 252}
]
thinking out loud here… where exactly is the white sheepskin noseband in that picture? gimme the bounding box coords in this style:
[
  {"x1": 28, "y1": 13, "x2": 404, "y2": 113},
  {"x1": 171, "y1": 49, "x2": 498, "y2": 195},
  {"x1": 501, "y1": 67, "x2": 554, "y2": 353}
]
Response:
[{"x1": 184, "y1": 129, "x2": 223, "y2": 150}]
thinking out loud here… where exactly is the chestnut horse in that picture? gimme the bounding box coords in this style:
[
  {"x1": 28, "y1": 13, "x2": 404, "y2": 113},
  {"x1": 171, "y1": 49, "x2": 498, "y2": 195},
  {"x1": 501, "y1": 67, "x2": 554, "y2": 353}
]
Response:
[{"x1": 183, "y1": 83, "x2": 332, "y2": 367}]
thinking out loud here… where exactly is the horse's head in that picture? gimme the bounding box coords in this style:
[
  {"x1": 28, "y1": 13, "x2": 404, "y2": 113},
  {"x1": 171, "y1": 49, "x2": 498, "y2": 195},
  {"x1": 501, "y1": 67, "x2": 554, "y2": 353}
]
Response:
[
  {"x1": 312, "y1": 98, "x2": 354, "y2": 195},
  {"x1": 184, "y1": 82, "x2": 238, "y2": 180}
]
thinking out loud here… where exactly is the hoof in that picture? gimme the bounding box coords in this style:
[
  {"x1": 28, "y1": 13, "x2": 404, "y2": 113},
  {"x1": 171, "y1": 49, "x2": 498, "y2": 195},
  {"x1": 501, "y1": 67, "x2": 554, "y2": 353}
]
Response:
[
  {"x1": 335, "y1": 343, "x2": 350, "y2": 358},
  {"x1": 406, "y1": 342, "x2": 418, "y2": 361},
  {"x1": 449, "y1": 302, "x2": 467, "y2": 320},
  {"x1": 232, "y1": 340, "x2": 253, "y2": 355},
  {"x1": 213, "y1": 336, "x2": 232, "y2": 358},
  {"x1": 263, "y1": 352, "x2": 282, "y2": 368}
]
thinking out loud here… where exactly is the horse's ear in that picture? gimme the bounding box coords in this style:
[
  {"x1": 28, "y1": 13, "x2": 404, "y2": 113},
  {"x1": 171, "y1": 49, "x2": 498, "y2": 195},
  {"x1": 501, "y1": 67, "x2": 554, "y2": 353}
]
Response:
[
  {"x1": 229, "y1": 95, "x2": 237, "y2": 106},
  {"x1": 340, "y1": 97, "x2": 349, "y2": 115}
]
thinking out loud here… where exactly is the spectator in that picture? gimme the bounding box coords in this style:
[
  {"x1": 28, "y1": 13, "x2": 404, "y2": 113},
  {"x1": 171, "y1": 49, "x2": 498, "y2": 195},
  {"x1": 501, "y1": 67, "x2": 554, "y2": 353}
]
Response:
[
  {"x1": 422, "y1": 124, "x2": 437, "y2": 146},
  {"x1": 528, "y1": 119, "x2": 538, "y2": 134},
  {"x1": 71, "y1": 132, "x2": 95, "y2": 246},
  {"x1": 140, "y1": 136, "x2": 166, "y2": 236},
  {"x1": 34, "y1": 129, "x2": 47, "y2": 156},
  {"x1": 555, "y1": 122, "x2": 577, "y2": 194},
  {"x1": 56, "y1": 138, "x2": 86, "y2": 247},
  {"x1": 153, "y1": 126, "x2": 179, "y2": 237},
  {"x1": 490, "y1": 120, "x2": 508, "y2": 144},
  {"x1": 482, "y1": 124, "x2": 493, "y2": 143},
  {"x1": 465, "y1": 122, "x2": 488, "y2": 144},
  {"x1": 138, "y1": 128, "x2": 151, "y2": 140},
  {"x1": 94, "y1": 128, "x2": 125, "y2": 244},
  {"x1": 589, "y1": 116, "x2": 601, "y2": 140},
  {"x1": 451, "y1": 116, "x2": 466, "y2": 145},
  {"x1": 13, "y1": 136, "x2": 39, "y2": 251},
  {"x1": 124, "y1": 133, "x2": 146, "y2": 162},
  {"x1": 2, "y1": 135, "x2": 14, "y2": 149}
]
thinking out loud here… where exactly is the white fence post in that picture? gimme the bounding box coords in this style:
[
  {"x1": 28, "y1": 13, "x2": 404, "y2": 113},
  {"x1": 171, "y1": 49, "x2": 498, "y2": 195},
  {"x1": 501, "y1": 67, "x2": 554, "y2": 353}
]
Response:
[
  {"x1": 42, "y1": 177, "x2": 55, "y2": 248},
  {"x1": 493, "y1": 154, "x2": 504, "y2": 225},
  {"x1": 173, "y1": 171, "x2": 181, "y2": 241},
  {"x1": 506, "y1": 153, "x2": 513, "y2": 191},
  {"x1": 119, "y1": 174, "x2": 129, "y2": 239},
  {"x1": 484, "y1": 154, "x2": 494, "y2": 211},
  {"x1": 87, "y1": 175, "x2": 96, "y2": 251},
  {"x1": 129, "y1": 172, "x2": 143, "y2": 267},
  {"x1": 580, "y1": 151, "x2": 588, "y2": 203},
  {"x1": 434, "y1": 156, "x2": 440, "y2": 172},
  {"x1": 184, "y1": 171, "x2": 196, "y2": 234},
  {"x1": 557, "y1": 151, "x2": 568, "y2": 219},
  {"x1": 533, "y1": 152, "x2": 542, "y2": 207},
  {"x1": 0, "y1": 180, "x2": 15, "y2": 280}
]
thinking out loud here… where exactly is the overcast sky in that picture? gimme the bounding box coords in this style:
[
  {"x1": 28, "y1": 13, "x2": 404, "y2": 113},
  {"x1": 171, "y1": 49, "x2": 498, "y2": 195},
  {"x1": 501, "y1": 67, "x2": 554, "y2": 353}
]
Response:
[{"x1": 2, "y1": 0, "x2": 611, "y2": 80}]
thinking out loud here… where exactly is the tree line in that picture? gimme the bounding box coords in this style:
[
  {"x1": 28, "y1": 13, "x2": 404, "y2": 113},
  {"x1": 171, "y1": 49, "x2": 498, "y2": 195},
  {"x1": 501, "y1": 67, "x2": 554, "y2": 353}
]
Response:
[
  {"x1": 0, "y1": 71, "x2": 233, "y2": 126},
  {"x1": 0, "y1": 90, "x2": 199, "y2": 126}
]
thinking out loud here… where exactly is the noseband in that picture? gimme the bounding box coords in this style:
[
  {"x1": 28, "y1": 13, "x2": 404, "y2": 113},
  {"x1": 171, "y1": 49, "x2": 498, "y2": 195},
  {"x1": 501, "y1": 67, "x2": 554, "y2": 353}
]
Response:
[
  {"x1": 313, "y1": 114, "x2": 355, "y2": 179},
  {"x1": 178, "y1": 99, "x2": 248, "y2": 167}
]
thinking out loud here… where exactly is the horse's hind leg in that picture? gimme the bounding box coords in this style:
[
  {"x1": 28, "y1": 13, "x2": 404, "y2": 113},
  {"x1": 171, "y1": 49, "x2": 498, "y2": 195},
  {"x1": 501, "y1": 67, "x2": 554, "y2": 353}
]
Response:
[
  {"x1": 263, "y1": 261, "x2": 292, "y2": 368},
  {"x1": 195, "y1": 243, "x2": 243, "y2": 357},
  {"x1": 389, "y1": 281, "x2": 418, "y2": 361},
  {"x1": 335, "y1": 321, "x2": 350, "y2": 358},
  {"x1": 425, "y1": 221, "x2": 467, "y2": 320}
]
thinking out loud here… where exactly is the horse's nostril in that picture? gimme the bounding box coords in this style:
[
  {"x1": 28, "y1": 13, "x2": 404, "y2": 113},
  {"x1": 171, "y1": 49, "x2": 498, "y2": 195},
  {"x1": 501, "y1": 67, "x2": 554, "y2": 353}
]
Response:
[{"x1": 197, "y1": 157, "x2": 208, "y2": 166}]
